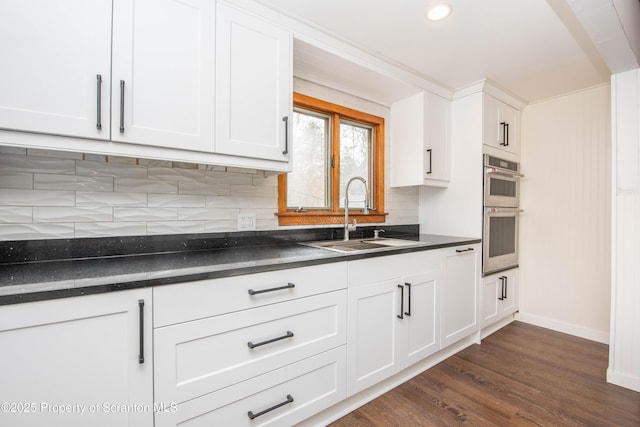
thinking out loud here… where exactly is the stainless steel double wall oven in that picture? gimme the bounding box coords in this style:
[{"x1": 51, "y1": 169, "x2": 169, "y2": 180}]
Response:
[{"x1": 483, "y1": 155, "x2": 522, "y2": 275}]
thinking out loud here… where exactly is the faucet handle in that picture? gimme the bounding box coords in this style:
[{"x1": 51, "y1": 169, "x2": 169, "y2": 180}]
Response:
[
  {"x1": 347, "y1": 218, "x2": 358, "y2": 232},
  {"x1": 373, "y1": 229, "x2": 385, "y2": 239}
]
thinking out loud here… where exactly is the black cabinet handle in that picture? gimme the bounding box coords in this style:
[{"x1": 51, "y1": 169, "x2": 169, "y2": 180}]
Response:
[
  {"x1": 498, "y1": 276, "x2": 507, "y2": 301},
  {"x1": 397, "y1": 284, "x2": 404, "y2": 319},
  {"x1": 455, "y1": 248, "x2": 474, "y2": 253},
  {"x1": 500, "y1": 122, "x2": 507, "y2": 146},
  {"x1": 247, "y1": 331, "x2": 294, "y2": 349},
  {"x1": 96, "y1": 74, "x2": 102, "y2": 130},
  {"x1": 119, "y1": 80, "x2": 125, "y2": 133},
  {"x1": 505, "y1": 123, "x2": 510, "y2": 146},
  {"x1": 248, "y1": 395, "x2": 294, "y2": 420},
  {"x1": 282, "y1": 116, "x2": 289, "y2": 155},
  {"x1": 426, "y1": 149, "x2": 433, "y2": 174},
  {"x1": 138, "y1": 299, "x2": 144, "y2": 364},
  {"x1": 248, "y1": 282, "x2": 295, "y2": 296},
  {"x1": 404, "y1": 282, "x2": 412, "y2": 316},
  {"x1": 504, "y1": 276, "x2": 508, "y2": 299}
]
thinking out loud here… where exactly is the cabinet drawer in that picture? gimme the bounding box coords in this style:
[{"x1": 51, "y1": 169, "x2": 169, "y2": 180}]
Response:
[
  {"x1": 155, "y1": 346, "x2": 346, "y2": 427},
  {"x1": 155, "y1": 291, "x2": 346, "y2": 404},
  {"x1": 348, "y1": 251, "x2": 441, "y2": 287},
  {"x1": 154, "y1": 262, "x2": 347, "y2": 327}
]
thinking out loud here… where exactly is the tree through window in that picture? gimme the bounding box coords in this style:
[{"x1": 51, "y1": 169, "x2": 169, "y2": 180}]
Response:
[{"x1": 277, "y1": 93, "x2": 386, "y2": 226}]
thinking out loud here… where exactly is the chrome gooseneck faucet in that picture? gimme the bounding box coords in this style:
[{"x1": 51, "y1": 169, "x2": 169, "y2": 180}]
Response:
[{"x1": 344, "y1": 176, "x2": 370, "y2": 241}]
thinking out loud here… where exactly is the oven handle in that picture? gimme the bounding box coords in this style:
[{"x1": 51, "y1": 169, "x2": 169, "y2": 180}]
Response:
[
  {"x1": 485, "y1": 167, "x2": 524, "y2": 178},
  {"x1": 486, "y1": 207, "x2": 524, "y2": 214}
]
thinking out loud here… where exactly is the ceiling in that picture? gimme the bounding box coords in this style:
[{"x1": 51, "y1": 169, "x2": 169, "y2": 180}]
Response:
[{"x1": 255, "y1": 0, "x2": 640, "y2": 104}]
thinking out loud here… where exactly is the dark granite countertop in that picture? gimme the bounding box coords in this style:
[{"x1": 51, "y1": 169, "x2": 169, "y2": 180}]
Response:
[{"x1": 0, "y1": 226, "x2": 480, "y2": 305}]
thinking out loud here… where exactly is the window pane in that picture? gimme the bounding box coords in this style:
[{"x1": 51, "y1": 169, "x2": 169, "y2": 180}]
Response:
[
  {"x1": 339, "y1": 120, "x2": 372, "y2": 209},
  {"x1": 286, "y1": 110, "x2": 330, "y2": 209}
]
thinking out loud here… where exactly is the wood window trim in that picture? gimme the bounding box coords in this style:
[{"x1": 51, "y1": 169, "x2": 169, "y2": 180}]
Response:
[{"x1": 277, "y1": 92, "x2": 387, "y2": 226}]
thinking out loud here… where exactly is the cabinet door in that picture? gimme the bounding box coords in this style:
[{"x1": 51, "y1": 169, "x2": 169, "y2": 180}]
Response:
[
  {"x1": 499, "y1": 270, "x2": 518, "y2": 317},
  {"x1": 401, "y1": 271, "x2": 441, "y2": 366},
  {"x1": 0, "y1": 289, "x2": 153, "y2": 427},
  {"x1": 0, "y1": 0, "x2": 112, "y2": 139},
  {"x1": 215, "y1": 3, "x2": 291, "y2": 162},
  {"x1": 483, "y1": 94, "x2": 520, "y2": 157},
  {"x1": 111, "y1": 0, "x2": 215, "y2": 151},
  {"x1": 481, "y1": 274, "x2": 501, "y2": 327},
  {"x1": 347, "y1": 279, "x2": 402, "y2": 396},
  {"x1": 481, "y1": 269, "x2": 519, "y2": 328},
  {"x1": 424, "y1": 93, "x2": 451, "y2": 183},
  {"x1": 441, "y1": 245, "x2": 480, "y2": 347},
  {"x1": 390, "y1": 91, "x2": 450, "y2": 187},
  {"x1": 500, "y1": 102, "x2": 520, "y2": 156}
]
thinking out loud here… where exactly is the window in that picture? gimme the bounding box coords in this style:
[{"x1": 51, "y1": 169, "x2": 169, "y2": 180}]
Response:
[{"x1": 277, "y1": 93, "x2": 386, "y2": 225}]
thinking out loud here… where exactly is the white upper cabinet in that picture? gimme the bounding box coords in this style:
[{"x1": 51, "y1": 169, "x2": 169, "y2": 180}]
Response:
[
  {"x1": 483, "y1": 94, "x2": 520, "y2": 159},
  {"x1": 215, "y1": 2, "x2": 292, "y2": 163},
  {"x1": 112, "y1": 0, "x2": 215, "y2": 151},
  {"x1": 0, "y1": 0, "x2": 112, "y2": 140},
  {"x1": 390, "y1": 91, "x2": 451, "y2": 187}
]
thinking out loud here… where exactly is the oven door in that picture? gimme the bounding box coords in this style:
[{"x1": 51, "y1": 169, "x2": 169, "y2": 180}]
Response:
[
  {"x1": 484, "y1": 169, "x2": 520, "y2": 208},
  {"x1": 483, "y1": 207, "x2": 520, "y2": 275}
]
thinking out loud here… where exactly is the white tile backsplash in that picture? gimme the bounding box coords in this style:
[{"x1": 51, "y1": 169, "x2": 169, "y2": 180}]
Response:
[
  {"x1": 0, "y1": 189, "x2": 75, "y2": 206},
  {"x1": 0, "y1": 155, "x2": 76, "y2": 174},
  {"x1": 74, "y1": 222, "x2": 147, "y2": 238},
  {"x1": 34, "y1": 174, "x2": 113, "y2": 192},
  {"x1": 76, "y1": 159, "x2": 147, "y2": 179},
  {"x1": 33, "y1": 207, "x2": 113, "y2": 223},
  {"x1": 147, "y1": 194, "x2": 205, "y2": 208},
  {"x1": 76, "y1": 191, "x2": 147, "y2": 207},
  {"x1": 0, "y1": 171, "x2": 33, "y2": 189},
  {"x1": 114, "y1": 207, "x2": 178, "y2": 222},
  {"x1": 114, "y1": 178, "x2": 178, "y2": 194},
  {"x1": 0, "y1": 207, "x2": 32, "y2": 223}
]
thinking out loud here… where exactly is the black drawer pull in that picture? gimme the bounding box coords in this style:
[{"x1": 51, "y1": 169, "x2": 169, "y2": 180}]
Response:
[
  {"x1": 248, "y1": 331, "x2": 294, "y2": 349},
  {"x1": 138, "y1": 299, "x2": 145, "y2": 364},
  {"x1": 248, "y1": 283, "x2": 295, "y2": 296},
  {"x1": 248, "y1": 394, "x2": 294, "y2": 420},
  {"x1": 119, "y1": 80, "x2": 125, "y2": 133},
  {"x1": 397, "y1": 284, "x2": 404, "y2": 320},
  {"x1": 455, "y1": 248, "x2": 474, "y2": 253},
  {"x1": 404, "y1": 282, "x2": 412, "y2": 317},
  {"x1": 96, "y1": 74, "x2": 102, "y2": 130}
]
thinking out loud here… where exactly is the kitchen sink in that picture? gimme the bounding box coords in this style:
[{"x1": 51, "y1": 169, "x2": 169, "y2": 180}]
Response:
[{"x1": 302, "y1": 238, "x2": 427, "y2": 253}]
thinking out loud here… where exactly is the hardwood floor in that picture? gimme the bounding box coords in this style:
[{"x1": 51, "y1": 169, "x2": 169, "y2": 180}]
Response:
[{"x1": 330, "y1": 322, "x2": 640, "y2": 426}]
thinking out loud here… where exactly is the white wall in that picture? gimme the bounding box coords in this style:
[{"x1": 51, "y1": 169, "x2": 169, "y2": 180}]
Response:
[
  {"x1": 0, "y1": 79, "x2": 419, "y2": 240},
  {"x1": 609, "y1": 68, "x2": 640, "y2": 392},
  {"x1": 518, "y1": 84, "x2": 611, "y2": 343}
]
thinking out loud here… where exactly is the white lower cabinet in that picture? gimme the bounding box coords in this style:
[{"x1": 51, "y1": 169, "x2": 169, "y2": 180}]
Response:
[
  {"x1": 482, "y1": 268, "x2": 519, "y2": 327},
  {"x1": 441, "y1": 244, "x2": 481, "y2": 347},
  {"x1": 152, "y1": 263, "x2": 348, "y2": 426},
  {"x1": 346, "y1": 252, "x2": 441, "y2": 396},
  {"x1": 0, "y1": 289, "x2": 153, "y2": 427}
]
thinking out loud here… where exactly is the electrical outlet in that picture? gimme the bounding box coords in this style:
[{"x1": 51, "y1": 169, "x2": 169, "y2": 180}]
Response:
[{"x1": 237, "y1": 213, "x2": 256, "y2": 231}]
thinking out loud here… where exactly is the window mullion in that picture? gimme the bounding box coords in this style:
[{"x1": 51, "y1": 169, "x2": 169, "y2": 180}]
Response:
[{"x1": 330, "y1": 112, "x2": 341, "y2": 213}]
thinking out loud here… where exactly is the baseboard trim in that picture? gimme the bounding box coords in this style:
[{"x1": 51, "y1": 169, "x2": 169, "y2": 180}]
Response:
[
  {"x1": 515, "y1": 312, "x2": 610, "y2": 344},
  {"x1": 607, "y1": 369, "x2": 640, "y2": 393},
  {"x1": 480, "y1": 314, "x2": 516, "y2": 340}
]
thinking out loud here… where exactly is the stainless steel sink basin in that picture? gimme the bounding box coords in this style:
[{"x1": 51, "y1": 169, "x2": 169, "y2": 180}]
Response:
[{"x1": 303, "y1": 238, "x2": 427, "y2": 253}]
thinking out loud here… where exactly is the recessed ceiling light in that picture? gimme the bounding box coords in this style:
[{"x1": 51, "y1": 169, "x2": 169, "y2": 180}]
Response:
[{"x1": 426, "y1": 2, "x2": 452, "y2": 21}]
